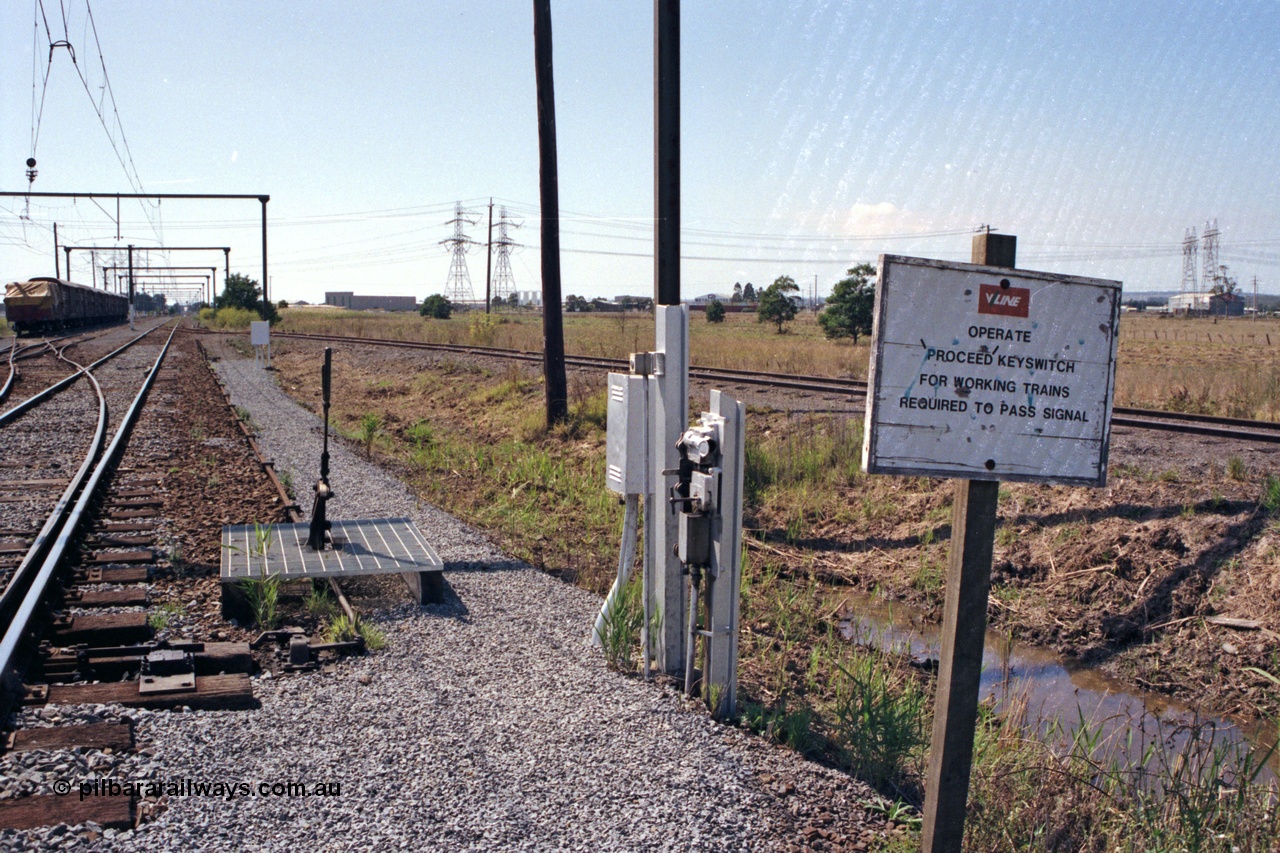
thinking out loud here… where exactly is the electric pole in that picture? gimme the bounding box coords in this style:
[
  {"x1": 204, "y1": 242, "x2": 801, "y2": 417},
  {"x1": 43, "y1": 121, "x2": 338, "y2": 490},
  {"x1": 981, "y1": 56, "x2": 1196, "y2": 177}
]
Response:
[
  {"x1": 533, "y1": 0, "x2": 568, "y2": 426},
  {"x1": 484, "y1": 199, "x2": 494, "y2": 314}
]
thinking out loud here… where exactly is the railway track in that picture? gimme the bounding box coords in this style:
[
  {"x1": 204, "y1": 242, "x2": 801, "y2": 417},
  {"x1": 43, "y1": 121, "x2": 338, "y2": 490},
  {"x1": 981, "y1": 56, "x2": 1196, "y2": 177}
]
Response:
[
  {"x1": 0, "y1": 325, "x2": 251, "y2": 833},
  {"x1": 0, "y1": 328, "x2": 373, "y2": 837},
  {"x1": 255, "y1": 329, "x2": 1280, "y2": 445}
]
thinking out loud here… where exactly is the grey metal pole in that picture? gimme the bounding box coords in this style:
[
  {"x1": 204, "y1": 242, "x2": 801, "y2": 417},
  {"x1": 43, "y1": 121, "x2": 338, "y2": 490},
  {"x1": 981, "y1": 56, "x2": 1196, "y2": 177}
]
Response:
[{"x1": 53, "y1": 223, "x2": 60, "y2": 279}]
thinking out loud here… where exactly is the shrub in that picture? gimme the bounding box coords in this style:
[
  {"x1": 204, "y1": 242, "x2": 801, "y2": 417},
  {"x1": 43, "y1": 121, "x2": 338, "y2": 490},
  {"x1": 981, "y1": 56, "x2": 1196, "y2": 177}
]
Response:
[{"x1": 421, "y1": 294, "x2": 452, "y2": 319}]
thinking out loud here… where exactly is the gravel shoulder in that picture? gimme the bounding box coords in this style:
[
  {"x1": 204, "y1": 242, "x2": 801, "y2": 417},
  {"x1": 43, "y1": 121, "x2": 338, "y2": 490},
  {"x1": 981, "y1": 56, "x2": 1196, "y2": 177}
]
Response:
[{"x1": 106, "y1": 339, "x2": 894, "y2": 852}]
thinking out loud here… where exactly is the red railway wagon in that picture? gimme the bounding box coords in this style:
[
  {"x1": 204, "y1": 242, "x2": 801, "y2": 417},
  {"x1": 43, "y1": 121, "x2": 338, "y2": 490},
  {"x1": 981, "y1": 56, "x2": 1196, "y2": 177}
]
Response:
[{"x1": 3, "y1": 277, "x2": 129, "y2": 335}]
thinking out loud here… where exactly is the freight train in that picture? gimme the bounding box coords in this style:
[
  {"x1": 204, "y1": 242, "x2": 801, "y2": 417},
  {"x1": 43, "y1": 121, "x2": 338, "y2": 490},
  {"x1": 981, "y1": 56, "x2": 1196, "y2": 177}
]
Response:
[{"x1": 3, "y1": 277, "x2": 129, "y2": 335}]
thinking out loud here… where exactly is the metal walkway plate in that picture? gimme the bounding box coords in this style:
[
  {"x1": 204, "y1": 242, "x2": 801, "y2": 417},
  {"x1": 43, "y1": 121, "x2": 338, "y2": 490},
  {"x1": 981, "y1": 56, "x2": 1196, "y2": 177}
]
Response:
[{"x1": 220, "y1": 518, "x2": 443, "y2": 580}]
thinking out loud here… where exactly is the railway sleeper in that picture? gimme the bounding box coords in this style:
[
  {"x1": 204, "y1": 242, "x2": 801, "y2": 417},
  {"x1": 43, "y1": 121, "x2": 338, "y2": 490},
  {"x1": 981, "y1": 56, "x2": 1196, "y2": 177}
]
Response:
[
  {"x1": 50, "y1": 612, "x2": 151, "y2": 646},
  {"x1": 37, "y1": 641, "x2": 252, "y2": 682},
  {"x1": 23, "y1": 673, "x2": 256, "y2": 711},
  {"x1": 63, "y1": 587, "x2": 149, "y2": 608},
  {"x1": 76, "y1": 566, "x2": 149, "y2": 584}
]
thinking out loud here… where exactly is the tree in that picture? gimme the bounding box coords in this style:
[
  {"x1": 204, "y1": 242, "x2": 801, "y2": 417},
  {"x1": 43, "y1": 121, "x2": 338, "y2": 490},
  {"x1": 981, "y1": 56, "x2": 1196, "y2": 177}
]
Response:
[
  {"x1": 732, "y1": 282, "x2": 743, "y2": 303},
  {"x1": 1209, "y1": 265, "x2": 1240, "y2": 297},
  {"x1": 420, "y1": 294, "x2": 452, "y2": 319},
  {"x1": 743, "y1": 282, "x2": 756, "y2": 302},
  {"x1": 757, "y1": 275, "x2": 800, "y2": 333},
  {"x1": 215, "y1": 272, "x2": 278, "y2": 323},
  {"x1": 818, "y1": 263, "x2": 877, "y2": 342},
  {"x1": 277, "y1": 299, "x2": 289, "y2": 310},
  {"x1": 705, "y1": 298, "x2": 726, "y2": 323}
]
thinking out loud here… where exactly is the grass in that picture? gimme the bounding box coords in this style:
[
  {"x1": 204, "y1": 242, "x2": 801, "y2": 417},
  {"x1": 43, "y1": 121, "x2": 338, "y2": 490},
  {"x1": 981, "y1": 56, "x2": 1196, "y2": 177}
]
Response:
[
  {"x1": 278, "y1": 308, "x2": 1280, "y2": 423},
  {"x1": 267, "y1": 312, "x2": 1280, "y2": 846},
  {"x1": 238, "y1": 572, "x2": 282, "y2": 629},
  {"x1": 598, "y1": 573, "x2": 644, "y2": 672},
  {"x1": 324, "y1": 612, "x2": 387, "y2": 651},
  {"x1": 147, "y1": 601, "x2": 183, "y2": 631},
  {"x1": 961, "y1": 700, "x2": 1280, "y2": 852}
]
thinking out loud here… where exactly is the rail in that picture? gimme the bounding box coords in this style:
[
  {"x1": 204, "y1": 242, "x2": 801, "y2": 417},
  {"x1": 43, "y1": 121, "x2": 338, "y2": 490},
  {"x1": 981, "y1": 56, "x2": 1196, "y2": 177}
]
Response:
[{"x1": 0, "y1": 323, "x2": 179, "y2": 707}]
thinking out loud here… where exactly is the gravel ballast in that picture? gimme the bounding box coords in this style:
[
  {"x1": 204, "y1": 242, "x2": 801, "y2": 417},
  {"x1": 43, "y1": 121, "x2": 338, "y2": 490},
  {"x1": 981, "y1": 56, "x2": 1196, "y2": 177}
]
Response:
[{"x1": 6, "y1": 340, "x2": 893, "y2": 851}]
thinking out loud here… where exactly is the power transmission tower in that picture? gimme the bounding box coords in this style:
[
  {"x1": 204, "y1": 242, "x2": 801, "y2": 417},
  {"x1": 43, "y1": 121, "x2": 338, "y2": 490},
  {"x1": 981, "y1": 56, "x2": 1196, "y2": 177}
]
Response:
[
  {"x1": 441, "y1": 202, "x2": 479, "y2": 304},
  {"x1": 1201, "y1": 219, "x2": 1220, "y2": 297},
  {"x1": 492, "y1": 206, "x2": 522, "y2": 304},
  {"x1": 1181, "y1": 226, "x2": 1198, "y2": 294}
]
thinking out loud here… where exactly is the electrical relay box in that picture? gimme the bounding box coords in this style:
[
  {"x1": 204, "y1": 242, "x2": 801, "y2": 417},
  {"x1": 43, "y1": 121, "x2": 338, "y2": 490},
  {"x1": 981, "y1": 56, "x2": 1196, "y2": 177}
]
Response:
[{"x1": 605, "y1": 373, "x2": 647, "y2": 495}]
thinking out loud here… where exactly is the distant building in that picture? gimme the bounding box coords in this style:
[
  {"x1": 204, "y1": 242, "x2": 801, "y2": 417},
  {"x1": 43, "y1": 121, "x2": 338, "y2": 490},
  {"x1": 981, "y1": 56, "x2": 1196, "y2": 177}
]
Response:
[
  {"x1": 1168, "y1": 292, "x2": 1246, "y2": 317},
  {"x1": 324, "y1": 292, "x2": 419, "y2": 312}
]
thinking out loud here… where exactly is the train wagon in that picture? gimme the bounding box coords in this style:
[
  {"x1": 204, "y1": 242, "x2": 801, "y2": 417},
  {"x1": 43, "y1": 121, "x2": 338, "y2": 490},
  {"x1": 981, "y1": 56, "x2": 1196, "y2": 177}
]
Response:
[{"x1": 3, "y1": 277, "x2": 129, "y2": 335}]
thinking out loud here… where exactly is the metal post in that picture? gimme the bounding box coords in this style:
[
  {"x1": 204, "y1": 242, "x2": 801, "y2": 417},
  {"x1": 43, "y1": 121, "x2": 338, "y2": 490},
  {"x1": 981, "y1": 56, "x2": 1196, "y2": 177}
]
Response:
[
  {"x1": 652, "y1": 305, "x2": 688, "y2": 672},
  {"x1": 920, "y1": 231, "x2": 1016, "y2": 853},
  {"x1": 533, "y1": 0, "x2": 568, "y2": 426},
  {"x1": 260, "y1": 197, "x2": 269, "y2": 311},
  {"x1": 127, "y1": 245, "x2": 135, "y2": 330},
  {"x1": 648, "y1": 0, "x2": 686, "y2": 674},
  {"x1": 654, "y1": 0, "x2": 680, "y2": 308},
  {"x1": 53, "y1": 223, "x2": 60, "y2": 278},
  {"x1": 485, "y1": 199, "x2": 494, "y2": 314},
  {"x1": 64, "y1": 247, "x2": 72, "y2": 282}
]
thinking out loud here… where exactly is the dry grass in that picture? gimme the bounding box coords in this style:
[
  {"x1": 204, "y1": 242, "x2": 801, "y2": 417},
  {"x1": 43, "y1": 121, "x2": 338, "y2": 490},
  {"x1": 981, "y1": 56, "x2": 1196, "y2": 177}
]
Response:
[
  {"x1": 281, "y1": 307, "x2": 1280, "y2": 421},
  {"x1": 280, "y1": 306, "x2": 871, "y2": 380}
]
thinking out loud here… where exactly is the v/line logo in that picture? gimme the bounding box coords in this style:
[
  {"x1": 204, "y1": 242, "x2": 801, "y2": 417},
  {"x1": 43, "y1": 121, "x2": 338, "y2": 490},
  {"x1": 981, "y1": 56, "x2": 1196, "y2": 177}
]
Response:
[{"x1": 978, "y1": 283, "x2": 1031, "y2": 318}]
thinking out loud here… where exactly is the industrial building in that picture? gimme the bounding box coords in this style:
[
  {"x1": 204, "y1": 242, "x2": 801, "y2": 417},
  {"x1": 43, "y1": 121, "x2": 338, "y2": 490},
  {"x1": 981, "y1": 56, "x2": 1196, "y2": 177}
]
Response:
[
  {"x1": 324, "y1": 292, "x2": 419, "y2": 312},
  {"x1": 1167, "y1": 292, "x2": 1246, "y2": 317}
]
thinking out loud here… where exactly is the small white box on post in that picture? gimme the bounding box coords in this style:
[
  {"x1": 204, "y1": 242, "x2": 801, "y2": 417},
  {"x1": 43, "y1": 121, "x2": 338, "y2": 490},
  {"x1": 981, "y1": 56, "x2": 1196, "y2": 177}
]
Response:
[{"x1": 250, "y1": 320, "x2": 271, "y2": 368}]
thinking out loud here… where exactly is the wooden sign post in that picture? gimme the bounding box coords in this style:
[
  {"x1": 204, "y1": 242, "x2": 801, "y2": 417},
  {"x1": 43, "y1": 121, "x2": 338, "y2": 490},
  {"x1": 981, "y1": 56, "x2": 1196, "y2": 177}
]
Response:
[{"x1": 861, "y1": 234, "x2": 1121, "y2": 851}]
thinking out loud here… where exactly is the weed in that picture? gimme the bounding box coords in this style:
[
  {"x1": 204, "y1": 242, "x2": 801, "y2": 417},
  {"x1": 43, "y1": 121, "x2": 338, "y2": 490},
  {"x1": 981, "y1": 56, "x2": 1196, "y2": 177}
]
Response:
[
  {"x1": 831, "y1": 651, "x2": 928, "y2": 790},
  {"x1": 238, "y1": 573, "x2": 282, "y2": 628},
  {"x1": 406, "y1": 418, "x2": 434, "y2": 448},
  {"x1": 234, "y1": 405, "x2": 257, "y2": 430},
  {"x1": 598, "y1": 574, "x2": 644, "y2": 672},
  {"x1": 278, "y1": 469, "x2": 295, "y2": 499},
  {"x1": 1263, "y1": 474, "x2": 1280, "y2": 513},
  {"x1": 324, "y1": 613, "x2": 387, "y2": 650},
  {"x1": 995, "y1": 524, "x2": 1017, "y2": 547},
  {"x1": 1227, "y1": 455, "x2": 1248, "y2": 481},
  {"x1": 305, "y1": 585, "x2": 339, "y2": 619},
  {"x1": 358, "y1": 412, "x2": 383, "y2": 459},
  {"x1": 147, "y1": 601, "x2": 182, "y2": 631}
]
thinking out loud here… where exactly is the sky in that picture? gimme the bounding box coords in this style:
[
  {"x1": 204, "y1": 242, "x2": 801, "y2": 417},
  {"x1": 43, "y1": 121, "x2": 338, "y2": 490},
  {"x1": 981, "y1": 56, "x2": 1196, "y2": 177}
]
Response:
[{"x1": 2, "y1": 1, "x2": 1278, "y2": 306}]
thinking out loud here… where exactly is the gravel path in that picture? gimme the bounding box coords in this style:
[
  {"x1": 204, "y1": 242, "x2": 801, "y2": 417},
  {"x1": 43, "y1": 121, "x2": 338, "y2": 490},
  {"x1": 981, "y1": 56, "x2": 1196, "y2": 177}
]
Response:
[{"x1": 4, "y1": 341, "x2": 890, "y2": 852}]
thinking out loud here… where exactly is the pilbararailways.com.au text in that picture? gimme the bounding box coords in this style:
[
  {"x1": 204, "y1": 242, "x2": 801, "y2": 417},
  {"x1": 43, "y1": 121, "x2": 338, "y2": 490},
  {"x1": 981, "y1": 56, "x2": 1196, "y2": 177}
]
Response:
[{"x1": 59, "y1": 778, "x2": 341, "y2": 801}]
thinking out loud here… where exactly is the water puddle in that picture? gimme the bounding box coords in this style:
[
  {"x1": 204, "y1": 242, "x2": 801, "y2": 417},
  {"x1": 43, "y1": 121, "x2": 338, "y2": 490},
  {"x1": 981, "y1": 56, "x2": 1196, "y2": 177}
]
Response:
[{"x1": 834, "y1": 592, "x2": 1279, "y2": 774}]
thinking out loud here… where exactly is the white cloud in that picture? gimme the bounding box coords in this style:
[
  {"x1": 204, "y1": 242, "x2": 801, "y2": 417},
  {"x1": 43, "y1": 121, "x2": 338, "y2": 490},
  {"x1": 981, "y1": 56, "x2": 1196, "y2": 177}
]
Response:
[{"x1": 842, "y1": 202, "x2": 930, "y2": 236}]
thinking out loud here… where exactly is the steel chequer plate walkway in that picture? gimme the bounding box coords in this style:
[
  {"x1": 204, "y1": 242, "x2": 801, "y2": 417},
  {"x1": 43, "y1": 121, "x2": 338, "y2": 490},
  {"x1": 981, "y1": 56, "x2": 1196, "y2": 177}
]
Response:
[{"x1": 220, "y1": 517, "x2": 445, "y2": 605}]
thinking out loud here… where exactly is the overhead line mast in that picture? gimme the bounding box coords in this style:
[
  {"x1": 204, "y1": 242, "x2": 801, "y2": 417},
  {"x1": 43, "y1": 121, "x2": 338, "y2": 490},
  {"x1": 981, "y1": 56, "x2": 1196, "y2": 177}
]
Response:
[
  {"x1": 492, "y1": 206, "x2": 521, "y2": 304},
  {"x1": 441, "y1": 201, "x2": 478, "y2": 304}
]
